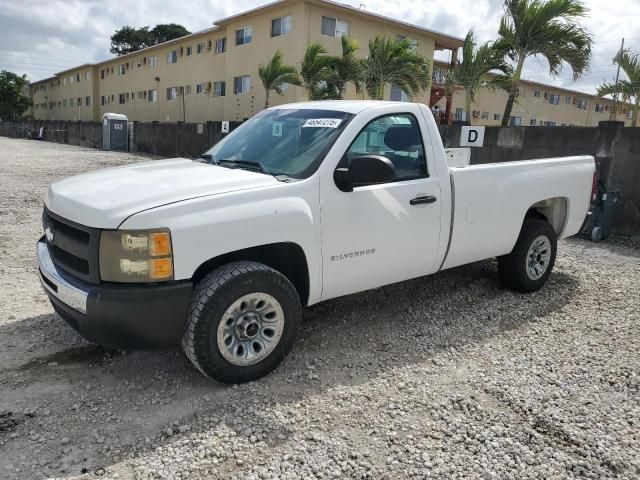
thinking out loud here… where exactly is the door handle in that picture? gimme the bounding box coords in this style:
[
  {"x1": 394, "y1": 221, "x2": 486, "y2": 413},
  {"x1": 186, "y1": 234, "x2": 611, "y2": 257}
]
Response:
[{"x1": 410, "y1": 195, "x2": 437, "y2": 206}]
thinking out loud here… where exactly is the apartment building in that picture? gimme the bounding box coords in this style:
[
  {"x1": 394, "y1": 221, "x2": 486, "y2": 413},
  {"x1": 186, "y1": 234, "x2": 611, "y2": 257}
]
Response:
[
  {"x1": 431, "y1": 60, "x2": 635, "y2": 127},
  {"x1": 29, "y1": 0, "x2": 463, "y2": 123}
]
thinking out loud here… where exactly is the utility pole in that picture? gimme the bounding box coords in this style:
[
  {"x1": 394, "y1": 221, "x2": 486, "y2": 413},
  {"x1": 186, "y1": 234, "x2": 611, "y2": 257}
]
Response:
[{"x1": 610, "y1": 37, "x2": 625, "y2": 121}]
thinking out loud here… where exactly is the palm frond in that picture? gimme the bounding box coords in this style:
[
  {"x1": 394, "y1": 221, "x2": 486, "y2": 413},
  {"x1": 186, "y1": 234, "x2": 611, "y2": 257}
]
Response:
[{"x1": 364, "y1": 36, "x2": 431, "y2": 100}]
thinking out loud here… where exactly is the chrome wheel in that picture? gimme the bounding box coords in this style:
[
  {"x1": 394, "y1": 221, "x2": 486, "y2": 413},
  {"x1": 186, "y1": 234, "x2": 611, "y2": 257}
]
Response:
[
  {"x1": 526, "y1": 235, "x2": 551, "y2": 280},
  {"x1": 217, "y1": 292, "x2": 285, "y2": 366}
]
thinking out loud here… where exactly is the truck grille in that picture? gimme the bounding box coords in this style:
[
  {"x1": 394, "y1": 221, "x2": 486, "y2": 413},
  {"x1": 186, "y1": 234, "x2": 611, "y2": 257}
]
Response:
[{"x1": 42, "y1": 207, "x2": 101, "y2": 284}]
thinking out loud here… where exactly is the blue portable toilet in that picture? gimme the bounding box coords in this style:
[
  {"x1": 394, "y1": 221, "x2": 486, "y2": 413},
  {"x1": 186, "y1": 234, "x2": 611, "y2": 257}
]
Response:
[{"x1": 102, "y1": 113, "x2": 128, "y2": 151}]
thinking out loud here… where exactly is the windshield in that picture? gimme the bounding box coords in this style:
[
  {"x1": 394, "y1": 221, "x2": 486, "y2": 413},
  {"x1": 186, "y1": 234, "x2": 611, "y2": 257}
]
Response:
[{"x1": 203, "y1": 109, "x2": 353, "y2": 179}]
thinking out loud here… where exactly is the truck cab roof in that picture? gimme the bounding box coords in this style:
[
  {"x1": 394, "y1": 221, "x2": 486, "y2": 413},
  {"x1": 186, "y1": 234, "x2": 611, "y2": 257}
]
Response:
[{"x1": 270, "y1": 100, "x2": 410, "y2": 114}]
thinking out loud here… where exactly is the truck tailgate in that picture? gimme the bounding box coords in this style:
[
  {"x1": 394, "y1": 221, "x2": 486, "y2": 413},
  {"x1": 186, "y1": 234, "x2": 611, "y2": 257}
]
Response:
[{"x1": 441, "y1": 156, "x2": 594, "y2": 270}]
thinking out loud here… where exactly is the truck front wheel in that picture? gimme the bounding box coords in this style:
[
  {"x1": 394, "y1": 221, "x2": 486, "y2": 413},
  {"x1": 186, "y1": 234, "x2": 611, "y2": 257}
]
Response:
[
  {"x1": 182, "y1": 261, "x2": 302, "y2": 383},
  {"x1": 498, "y1": 218, "x2": 557, "y2": 293}
]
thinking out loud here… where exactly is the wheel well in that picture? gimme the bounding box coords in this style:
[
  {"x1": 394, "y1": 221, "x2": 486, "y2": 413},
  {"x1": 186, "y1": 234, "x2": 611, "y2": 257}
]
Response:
[
  {"x1": 526, "y1": 197, "x2": 569, "y2": 236},
  {"x1": 191, "y1": 243, "x2": 310, "y2": 306}
]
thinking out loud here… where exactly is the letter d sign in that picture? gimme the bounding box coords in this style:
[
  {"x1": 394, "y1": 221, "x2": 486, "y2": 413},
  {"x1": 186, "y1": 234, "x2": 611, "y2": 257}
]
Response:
[{"x1": 460, "y1": 126, "x2": 485, "y2": 147}]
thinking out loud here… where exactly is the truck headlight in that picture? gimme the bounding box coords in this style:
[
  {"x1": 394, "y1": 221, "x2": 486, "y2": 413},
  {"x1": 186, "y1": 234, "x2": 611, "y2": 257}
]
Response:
[{"x1": 99, "y1": 229, "x2": 174, "y2": 282}]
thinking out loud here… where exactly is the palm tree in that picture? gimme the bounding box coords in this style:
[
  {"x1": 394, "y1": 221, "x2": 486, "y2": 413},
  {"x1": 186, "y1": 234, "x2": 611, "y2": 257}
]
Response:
[
  {"x1": 328, "y1": 35, "x2": 364, "y2": 99},
  {"x1": 300, "y1": 43, "x2": 335, "y2": 100},
  {"x1": 363, "y1": 36, "x2": 431, "y2": 101},
  {"x1": 598, "y1": 49, "x2": 640, "y2": 127},
  {"x1": 497, "y1": 0, "x2": 592, "y2": 126},
  {"x1": 258, "y1": 50, "x2": 301, "y2": 108},
  {"x1": 451, "y1": 31, "x2": 512, "y2": 125}
]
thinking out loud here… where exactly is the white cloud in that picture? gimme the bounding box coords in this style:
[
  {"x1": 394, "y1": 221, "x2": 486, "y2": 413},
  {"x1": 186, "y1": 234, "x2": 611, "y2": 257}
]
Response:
[{"x1": 0, "y1": 0, "x2": 637, "y2": 94}]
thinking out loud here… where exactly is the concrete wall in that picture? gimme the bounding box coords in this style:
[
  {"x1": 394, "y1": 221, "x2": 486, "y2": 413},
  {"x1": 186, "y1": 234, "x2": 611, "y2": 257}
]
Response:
[
  {"x1": 0, "y1": 120, "x2": 102, "y2": 148},
  {"x1": 0, "y1": 119, "x2": 240, "y2": 158},
  {"x1": 131, "y1": 121, "x2": 240, "y2": 157}
]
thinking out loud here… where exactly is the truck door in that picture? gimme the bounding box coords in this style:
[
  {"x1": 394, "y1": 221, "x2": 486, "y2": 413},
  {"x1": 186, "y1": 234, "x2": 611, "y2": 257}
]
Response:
[{"x1": 319, "y1": 110, "x2": 443, "y2": 300}]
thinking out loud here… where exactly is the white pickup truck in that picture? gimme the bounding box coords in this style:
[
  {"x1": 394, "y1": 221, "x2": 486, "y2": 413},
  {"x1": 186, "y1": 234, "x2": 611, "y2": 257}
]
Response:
[{"x1": 38, "y1": 101, "x2": 594, "y2": 383}]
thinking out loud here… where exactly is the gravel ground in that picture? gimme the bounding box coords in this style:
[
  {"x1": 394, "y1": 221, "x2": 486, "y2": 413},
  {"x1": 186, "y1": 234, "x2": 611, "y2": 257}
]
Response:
[{"x1": 0, "y1": 137, "x2": 638, "y2": 480}]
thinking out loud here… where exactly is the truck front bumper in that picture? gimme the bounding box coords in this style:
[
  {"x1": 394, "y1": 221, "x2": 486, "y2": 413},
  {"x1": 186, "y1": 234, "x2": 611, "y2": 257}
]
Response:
[{"x1": 37, "y1": 239, "x2": 193, "y2": 350}]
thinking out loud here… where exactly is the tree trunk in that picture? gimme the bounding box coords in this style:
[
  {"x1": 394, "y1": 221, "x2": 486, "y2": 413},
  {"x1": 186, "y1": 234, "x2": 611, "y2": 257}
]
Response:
[
  {"x1": 265, "y1": 90, "x2": 270, "y2": 109},
  {"x1": 501, "y1": 55, "x2": 525, "y2": 127},
  {"x1": 465, "y1": 90, "x2": 472, "y2": 126},
  {"x1": 373, "y1": 83, "x2": 384, "y2": 101},
  {"x1": 632, "y1": 97, "x2": 639, "y2": 128}
]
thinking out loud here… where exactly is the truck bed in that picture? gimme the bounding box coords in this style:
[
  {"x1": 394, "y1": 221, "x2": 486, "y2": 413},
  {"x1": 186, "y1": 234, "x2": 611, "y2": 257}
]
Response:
[{"x1": 441, "y1": 155, "x2": 595, "y2": 270}]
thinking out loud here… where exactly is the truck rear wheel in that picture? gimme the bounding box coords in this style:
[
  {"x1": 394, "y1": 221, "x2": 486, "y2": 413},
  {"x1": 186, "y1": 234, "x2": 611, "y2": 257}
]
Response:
[
  {"x1": 182, "y1": 261, "x2": 302, "y2": 384},
  {"x1": 498, "y1": 218, "x2": 557, "y2": 293}
]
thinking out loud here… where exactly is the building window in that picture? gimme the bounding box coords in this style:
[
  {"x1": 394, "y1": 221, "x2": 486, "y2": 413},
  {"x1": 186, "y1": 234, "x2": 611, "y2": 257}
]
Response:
[
  {"x1": 480, "y1": 111, "x2": 488, "y2": 120},
  {"x1": 395, "y1": 34, "x2": 417, "y2": 51},
  {"x1": 321, "y1": 16, "x2": 350, "y2": 37},
  {"x1": 214, "y1": 81, "x2": 226, "y2": 97},
  {"x1": 196, "y1": 83, "x2": 204, "y2": 94},
  {"x1": 85, "y1": 96, "x2": 91, "y2": 106},
  {"x1": 149, "y1": 56, "x2": 157, "y2": 68},
  {"x1": 77, "y1": 97, "x2": 82, "y2": 107},
  {"x1": 167, "y1": 87, "x2": 178, "y2": 100},
  {"x1": 215, "y1": 38, "x2": 227, "y2": 54},
  {"x1": 626, "y1": 109, "x2": 632, "y2": 119},
  {"x1": 530, "y1": 118, "x2": 537, "y2": 126},
  {"x1": 549, "y1": 94, "x2": 560, "y2": 105},
  {"x1": 493, "y1": 113, "x2": 501, "y2": 121},
  {"x1": 390, "y1": 85, "x2": 409, "y2": 102},
  {"x1": 185, "y1": 85, "x2": 192, "y2": 95},
  {"x1": 148, "y1": 89, "x2": 157, "y2": 102},
  {"x1": 533, "y1": 89, "x2": 541, "y2": 97},
  {"x1": 565, "y1": 96, "x2": 571, "y2": 104},
  {"x1": 595, "y1": 103, "x2": 605, "y2": 113},
  {"x1": 85, "y1": 71, "x2": 90, "y2": 80},
  {"x1": 509, "y1": 116, "x2": 522, "y2": 126},
  {"x1": 233, "y1": 75, "x2": 251, "y2": 94},
  {"x1": 576, "y1": 98, "x2": 587, "y2": 110},
  {"x1": 167, "y1": 51, "x2": 178, "y2": 64},
  {"x1": 119, "y1": 93, "x2": 126, "y2": 104},
  {"x1": 271, "y1": 15, "x2": 292, "y2": 37},
  {"x1": 63, "y1": 78, "x2": 67, "y2": 86},
  {"x1": 76, "y1": 74, "x2": 80, "y2": 83},
  {"x1": 186, "y1": 46, "x2": 192, "y2": 56},
  {"x1": 236, "y1": 26, "x2": 253, "y2": 46}
]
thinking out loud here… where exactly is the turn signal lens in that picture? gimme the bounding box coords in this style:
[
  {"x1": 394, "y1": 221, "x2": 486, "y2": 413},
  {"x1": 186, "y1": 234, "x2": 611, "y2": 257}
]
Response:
[
  {"x1": 149, "y1": 258, "x2": 173, "y2": 280},
  {"x1": 149, "y1": 232, "x2": 171, "y2": 257}
]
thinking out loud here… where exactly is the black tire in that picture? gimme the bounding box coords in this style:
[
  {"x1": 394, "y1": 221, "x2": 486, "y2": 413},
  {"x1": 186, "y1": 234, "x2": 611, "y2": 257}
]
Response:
[
  {"x1": 182, "y1": 261, "x2": 302, "y2": 384},
  {"x1": 498, "y1": 218, "x2": 557, "y2": 293}
]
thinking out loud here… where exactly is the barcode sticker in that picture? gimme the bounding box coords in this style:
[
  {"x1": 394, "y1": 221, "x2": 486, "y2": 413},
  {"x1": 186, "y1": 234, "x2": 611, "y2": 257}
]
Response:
[{"x1": 302, "y1": 119, "x2": 342, "y2": 128}]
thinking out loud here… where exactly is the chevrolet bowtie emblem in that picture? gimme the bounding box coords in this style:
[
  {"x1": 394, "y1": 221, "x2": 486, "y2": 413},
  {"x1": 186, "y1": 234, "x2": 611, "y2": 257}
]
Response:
[{"x1": 45, "y1": 226, "x2": 54, "y2": 243}]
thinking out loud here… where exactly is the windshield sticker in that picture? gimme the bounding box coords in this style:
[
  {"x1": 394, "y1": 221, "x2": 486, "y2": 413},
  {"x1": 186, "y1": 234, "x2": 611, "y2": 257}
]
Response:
[
  {"x1": 272, "y1": 121, "x2": 283, "y2": 137},
  {"x1": 302, "y1": 118, "x2": 343, "y2": 128}
]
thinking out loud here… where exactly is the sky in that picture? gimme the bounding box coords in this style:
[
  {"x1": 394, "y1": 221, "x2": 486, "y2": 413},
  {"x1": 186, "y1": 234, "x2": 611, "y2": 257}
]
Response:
[{"x1": 1, "y1": 0, "x2": 638, "y2": 94}]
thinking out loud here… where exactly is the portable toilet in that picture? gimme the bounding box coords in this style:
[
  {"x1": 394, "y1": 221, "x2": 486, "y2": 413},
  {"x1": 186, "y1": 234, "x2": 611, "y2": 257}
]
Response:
[{"x1": 102, "y1": 113, "x2": 129, "y2": 151}]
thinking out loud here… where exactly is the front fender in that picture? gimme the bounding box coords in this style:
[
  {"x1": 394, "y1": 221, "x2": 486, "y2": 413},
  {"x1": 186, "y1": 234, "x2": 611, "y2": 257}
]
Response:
[{"x1": 120, "y1": 179, "x2": 322, "y2": 304}]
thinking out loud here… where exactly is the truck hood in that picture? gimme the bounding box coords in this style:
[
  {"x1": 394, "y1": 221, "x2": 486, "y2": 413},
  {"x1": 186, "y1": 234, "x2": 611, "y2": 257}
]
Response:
[{"x1": 45, "y1": 158, "x2": 279, "y2": 228}]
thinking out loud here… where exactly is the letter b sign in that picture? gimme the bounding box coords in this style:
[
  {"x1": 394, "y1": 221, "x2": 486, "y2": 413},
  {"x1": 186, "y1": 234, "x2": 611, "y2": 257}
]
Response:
[{"x1": 460, "y1": 126, "x2": 485, "y2": 147}]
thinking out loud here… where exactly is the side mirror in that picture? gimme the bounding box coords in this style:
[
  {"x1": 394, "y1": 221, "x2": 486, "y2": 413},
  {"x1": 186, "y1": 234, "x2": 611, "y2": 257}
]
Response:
[{"x1": 334, "y1": 155, "x2": 396, "y2": 192}]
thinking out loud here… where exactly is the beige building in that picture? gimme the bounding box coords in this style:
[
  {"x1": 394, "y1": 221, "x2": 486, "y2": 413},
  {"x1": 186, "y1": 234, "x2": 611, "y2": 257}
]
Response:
[
  {"x1": 431, "y1": 60, "x2": 635, "y2": 127},
  {"x1": 29, "y1": 0, "x2": 462, "y2": 123}
]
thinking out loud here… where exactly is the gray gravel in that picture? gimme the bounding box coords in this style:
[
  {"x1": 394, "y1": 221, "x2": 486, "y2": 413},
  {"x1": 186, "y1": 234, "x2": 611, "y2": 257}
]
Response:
[{"x1": 0, "y1": 137, "x2": 639, "y2": 480}]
